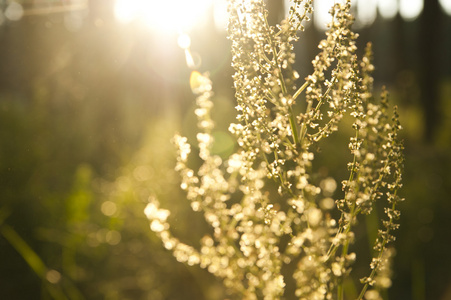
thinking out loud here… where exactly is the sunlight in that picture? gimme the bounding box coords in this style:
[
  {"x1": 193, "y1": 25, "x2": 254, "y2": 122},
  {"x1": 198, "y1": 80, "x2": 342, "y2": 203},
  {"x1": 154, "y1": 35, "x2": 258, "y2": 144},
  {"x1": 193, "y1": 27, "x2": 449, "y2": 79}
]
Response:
[
  {"x1": 114, "y1": 0, "x2": 213, "y2": 32},
  {"x1": 177, "y1": 34, "x2": 191, "y2": 49},
  {"x1": 213, "y1": 0, "x2": 228, "y2": 31},
  {"x1": 114, "y1": 0, "x2": 139, "y2": 24}
]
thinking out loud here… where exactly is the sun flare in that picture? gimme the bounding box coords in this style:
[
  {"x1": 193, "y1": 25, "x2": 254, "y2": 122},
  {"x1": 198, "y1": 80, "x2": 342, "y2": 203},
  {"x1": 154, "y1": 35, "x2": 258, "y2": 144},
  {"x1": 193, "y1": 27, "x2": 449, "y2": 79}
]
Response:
[{"x1": 114, "y1": 0, "x2": 213, "y2": 32}]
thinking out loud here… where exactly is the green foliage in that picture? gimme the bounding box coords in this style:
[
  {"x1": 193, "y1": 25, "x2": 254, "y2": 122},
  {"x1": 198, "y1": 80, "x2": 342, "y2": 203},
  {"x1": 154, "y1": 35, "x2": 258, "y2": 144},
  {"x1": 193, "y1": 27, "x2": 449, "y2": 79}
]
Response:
[{"x1": 0, "y1": 67, "x2": 203, "y2": 298}]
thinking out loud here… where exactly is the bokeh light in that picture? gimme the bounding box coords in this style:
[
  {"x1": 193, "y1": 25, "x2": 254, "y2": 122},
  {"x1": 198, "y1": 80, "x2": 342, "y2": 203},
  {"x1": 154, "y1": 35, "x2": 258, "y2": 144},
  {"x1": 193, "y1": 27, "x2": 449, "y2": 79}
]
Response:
[
  {"x1": 400, "y1": 0, "x2": 424, "y2": 21},
  {"x1": 45, "y1": 270, "x2": 62, "y2": 284},
  {"x1": 378, "y1": 0, "x2": 398, "y2": 19},
  {"x1": 356, "y1": 0, "x2": 377, "y2": 27},
  {"x1": 440, "y1": 0, "x2": 451, "y2": 15},
  {"x1": 4, "y1": 1, "x2": 24, "y2": 21}
]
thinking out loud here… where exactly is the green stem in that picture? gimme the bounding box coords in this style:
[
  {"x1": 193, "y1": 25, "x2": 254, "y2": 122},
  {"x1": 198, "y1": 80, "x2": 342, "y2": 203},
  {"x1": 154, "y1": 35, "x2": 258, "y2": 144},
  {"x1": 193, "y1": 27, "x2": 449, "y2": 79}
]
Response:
[
  {"x1": 293, "y1": 80, "x2": 309, "y2": 101},
  {"x1": 299, "y1": 77, "x2": 336, "y2": 146},
  {"x1": 0, "y1": 224, "x2": 48, "y2": 278},
  {"x1": 337, "y1": 282, "x2": 344, "y2": 300},
  {"x1": 0, "y1": 224, "x2": 86, "y2": 300},
  {"x1": 288, "y1": 106, "x2": 300, "y2": 146},
  {"x1": 357, "y1": 194, "x2": 399, "y2": 299},
  {"x1": 299, "y1": 101, "x2": 312, "y2": 146},
  {"x1": 325, "y1": 126, "x2": 359, "y2": 264},
  {"x1": 313, "y1": 77, "x2": 336, "y2": 116},
  {"x1": 262, "y1": 11, "x2": 287, "y2": 96},
  {"x1": 262, "y1": 9, "x2": 303, "y2": 148}
]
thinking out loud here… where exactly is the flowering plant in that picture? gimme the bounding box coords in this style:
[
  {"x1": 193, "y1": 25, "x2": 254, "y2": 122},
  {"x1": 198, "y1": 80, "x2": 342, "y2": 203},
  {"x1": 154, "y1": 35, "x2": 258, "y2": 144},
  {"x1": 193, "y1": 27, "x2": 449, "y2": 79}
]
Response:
[{"x1": 145, "y1": 1, "x2": 404, "y2": 299}]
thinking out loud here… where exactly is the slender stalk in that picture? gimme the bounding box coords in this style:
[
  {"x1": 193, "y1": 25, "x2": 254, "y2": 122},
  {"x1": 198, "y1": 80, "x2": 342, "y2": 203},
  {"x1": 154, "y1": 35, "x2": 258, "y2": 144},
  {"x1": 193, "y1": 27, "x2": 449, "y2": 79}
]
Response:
[
  {"x1": 299, "y1": 77, "x2": 336, "y2": 146},
  {"x1": 313, "y1": 77, "x2": 336, "y2": 116},
  {"x1": 288, "y1": 105, "x2": 300, "y2": 145},
  {"x1": 293, "y1": 80, "x2": 309, "y2": 101},
  {"x1": 0, "y1": 224, "x2": 85, "y2": 300},
  {"x1": 261, "y1": 9, "x2": 302, "y2": 148},
  {"x1": 357, "y1": 195, "x2": 399, "y2": 300}
]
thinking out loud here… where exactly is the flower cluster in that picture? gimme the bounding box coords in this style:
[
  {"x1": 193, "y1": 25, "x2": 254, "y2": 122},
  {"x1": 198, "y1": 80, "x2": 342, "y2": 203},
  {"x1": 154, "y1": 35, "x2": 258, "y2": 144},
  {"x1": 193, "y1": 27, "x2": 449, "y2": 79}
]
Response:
[{"x1": 146, "y1": 1, "x2": 404, "y2": 299}]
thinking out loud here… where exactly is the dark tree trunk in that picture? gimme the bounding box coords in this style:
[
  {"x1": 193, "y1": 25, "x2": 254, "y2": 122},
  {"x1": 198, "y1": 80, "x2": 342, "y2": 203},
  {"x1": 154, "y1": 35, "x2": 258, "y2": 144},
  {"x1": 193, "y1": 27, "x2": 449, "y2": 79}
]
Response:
[{"x1": 419, "y1": 0, "x2": 442, "y2": 142}]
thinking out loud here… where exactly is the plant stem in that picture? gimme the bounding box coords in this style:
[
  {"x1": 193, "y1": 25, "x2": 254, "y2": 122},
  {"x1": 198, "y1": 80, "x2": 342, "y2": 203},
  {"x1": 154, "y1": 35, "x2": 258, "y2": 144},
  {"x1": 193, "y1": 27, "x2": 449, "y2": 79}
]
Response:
[
  {"x1": 293, "y1": 80, "x2": 309, "y2": 102},
  {"x1": 262, "y1": 10, "x2": 302, "y2": 148},
  {"x1": 288, "y1": 105, "x2": 300, "y2": 145}
]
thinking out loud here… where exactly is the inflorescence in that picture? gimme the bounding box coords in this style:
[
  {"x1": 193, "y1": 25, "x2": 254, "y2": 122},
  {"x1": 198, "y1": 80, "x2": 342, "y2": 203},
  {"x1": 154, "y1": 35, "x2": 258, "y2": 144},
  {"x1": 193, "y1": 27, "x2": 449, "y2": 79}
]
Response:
[{"x1": 145, "y1": 1, "x2": 404, "y2": 299}]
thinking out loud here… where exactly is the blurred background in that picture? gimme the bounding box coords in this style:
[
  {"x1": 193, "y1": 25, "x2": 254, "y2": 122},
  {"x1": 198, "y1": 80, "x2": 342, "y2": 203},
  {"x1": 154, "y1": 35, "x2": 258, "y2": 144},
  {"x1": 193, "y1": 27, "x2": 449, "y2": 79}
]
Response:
[{"x1": 0, "y1": 0, "x2": 450, "y2": 299}]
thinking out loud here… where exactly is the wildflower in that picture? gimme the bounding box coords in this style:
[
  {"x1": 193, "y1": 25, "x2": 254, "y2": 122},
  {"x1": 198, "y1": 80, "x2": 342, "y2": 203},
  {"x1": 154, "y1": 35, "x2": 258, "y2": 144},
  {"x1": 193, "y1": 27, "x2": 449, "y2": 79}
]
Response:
[{"x1": 146, "y1": 1, "x2": 404, "y2": 299}]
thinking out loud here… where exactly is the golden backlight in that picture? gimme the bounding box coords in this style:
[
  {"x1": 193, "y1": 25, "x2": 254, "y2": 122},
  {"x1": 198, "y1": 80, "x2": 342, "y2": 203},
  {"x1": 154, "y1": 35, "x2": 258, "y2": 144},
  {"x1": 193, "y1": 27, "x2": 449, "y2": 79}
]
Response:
[{"x1": 114, "y1": 0, "x2": 214, "y2": 33}]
